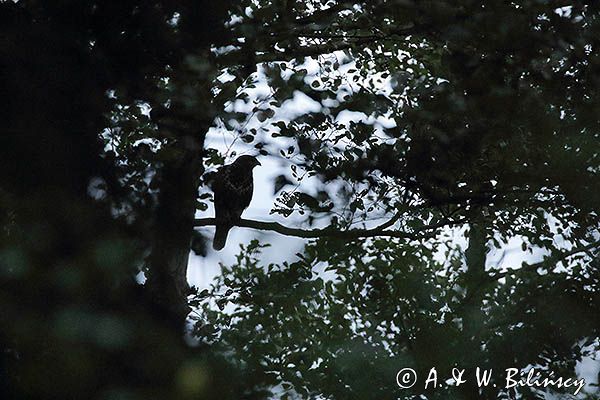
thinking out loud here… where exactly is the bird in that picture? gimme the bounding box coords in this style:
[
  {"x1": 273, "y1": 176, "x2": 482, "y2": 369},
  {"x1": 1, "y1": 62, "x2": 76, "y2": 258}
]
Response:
[{"x1": 212, "y1": 155, "x2": 261, "y2": 250}]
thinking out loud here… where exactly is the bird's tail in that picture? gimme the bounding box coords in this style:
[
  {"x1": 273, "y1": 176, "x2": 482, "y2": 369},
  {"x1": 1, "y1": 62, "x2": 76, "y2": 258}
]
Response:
[{"x1": 213, "y1": 224, "x2": 231, "y2": 251}]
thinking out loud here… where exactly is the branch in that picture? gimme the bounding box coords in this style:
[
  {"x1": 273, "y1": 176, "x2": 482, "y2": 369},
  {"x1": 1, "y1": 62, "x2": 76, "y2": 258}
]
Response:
[
  {"x1": 217, "y1": 22, "x2": 430, "y2": 66},
  {"x1": 489, "y1": 239, "x2": 600, "y2": 281},
  {"x1": 372, "y1": 212, "x2": 403, "y2": 231},
  {"x1": 254, "y1": 39, "x2": 366, "y2": 63},
  {"x1": 294, "y1": 2, "x2": 354, "y2": 26},
  {"x1": 194, "y1": 217, "x2": 463, "y2": 240}
]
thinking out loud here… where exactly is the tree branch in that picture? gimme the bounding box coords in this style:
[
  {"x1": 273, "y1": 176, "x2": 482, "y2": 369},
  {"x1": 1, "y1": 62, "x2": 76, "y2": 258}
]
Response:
[
  {"x1": 217, "y1": 21, "x2": 430, "y2": 66},
  {"x1": 489, "y1": 239, "x2": 600, "y2": 281},
  {"x1": 194, "y1": 216, "x2": 465, "y2": 240},
  {"x1": 254, "y1": 39, "x2": 365, "y2": 63},
  {"x1": 294, "y1": 2, "x2": 354, "y2": 25},
  {"x1": 372, "y1": 212, "x2": 403, "y2": 231}
]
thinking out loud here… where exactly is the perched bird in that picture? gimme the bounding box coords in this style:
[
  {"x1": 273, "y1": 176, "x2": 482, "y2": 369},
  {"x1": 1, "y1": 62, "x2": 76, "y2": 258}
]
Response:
[{"x1": 212, "y1": 155, "x2": 261, "y2": 250}]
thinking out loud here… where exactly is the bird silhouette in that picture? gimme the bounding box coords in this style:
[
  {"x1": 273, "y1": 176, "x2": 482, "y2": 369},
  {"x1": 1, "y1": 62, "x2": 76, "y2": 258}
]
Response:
[{"x1": 212, "y1": 155, "x2": 261, "y2": 250}]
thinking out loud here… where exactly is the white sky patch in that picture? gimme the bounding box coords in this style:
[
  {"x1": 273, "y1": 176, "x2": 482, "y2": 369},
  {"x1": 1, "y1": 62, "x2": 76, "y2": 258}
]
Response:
[
  {"x1": 212, "y1": 44, "x2": 240, "y2": 56},
  {"x1": 486, "y1": 235, "x2": 550, "y2": 272},
  {"x1": 554, "y1": 6, "x2": 572, "y2": 18},
  {"x1": 279, "y1": 91, "x2": 322, "y2": 117},
  {"x1": 137, "y1": 102, "x2": 151, "y2": 117},
  {"x1": 334, "y1": 109, "x2": 368, "y2": 125},
  {"x1": 167, "y1": 12, "x2": 180, "y2": 27},
  {"x1": 225, "y1": 14, "x2": 243, "y2": 27}
]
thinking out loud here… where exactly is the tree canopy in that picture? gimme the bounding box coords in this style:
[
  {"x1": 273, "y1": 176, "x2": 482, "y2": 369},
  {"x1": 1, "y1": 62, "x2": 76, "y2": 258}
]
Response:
[{"x1": 1, "y1": 1, "x2": 599, "y2": 399}]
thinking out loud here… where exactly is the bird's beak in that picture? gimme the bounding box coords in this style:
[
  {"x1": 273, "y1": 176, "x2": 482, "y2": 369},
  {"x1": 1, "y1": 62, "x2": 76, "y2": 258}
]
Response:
[{"x1": 255, "y1": 159, "x2": 262, "y2": 166}]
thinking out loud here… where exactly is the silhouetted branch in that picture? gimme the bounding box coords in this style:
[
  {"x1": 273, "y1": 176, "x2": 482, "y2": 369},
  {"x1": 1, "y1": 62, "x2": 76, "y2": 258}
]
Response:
[
  {"x1": 489, "y1": 239, "x2": 600, "y2": 281},
  {"x1": 194, "y1": 217, "x2": 465, "y2": 240},
  {"x1": 218, "y1": 21, "x2": 430, "y2": 66}
]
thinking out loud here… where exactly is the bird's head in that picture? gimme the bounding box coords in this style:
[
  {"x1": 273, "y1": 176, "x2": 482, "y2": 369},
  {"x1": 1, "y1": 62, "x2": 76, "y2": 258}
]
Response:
[{"x1": 234, "y1": 155, "x2": 262, "y2": 169}]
